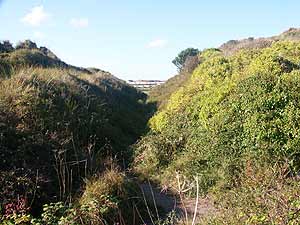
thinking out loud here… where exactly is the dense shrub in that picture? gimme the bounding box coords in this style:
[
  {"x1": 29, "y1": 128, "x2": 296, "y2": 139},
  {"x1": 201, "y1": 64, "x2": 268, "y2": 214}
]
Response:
[
  {"x1": 15, "y1": 40, "x2": 38, "y2": 50},
  {"x1": 0, "y1": 41, "x2": 14, "y2": 53},
  {"x1": 200, "y1": 164, "x2": 300, "y2": 224},
  {"x1": 172, "y1": 48, "x2": 199, "y2": 71},
  {"x1": 0, "y1": 167, "x2": 152, "y2": 225},
  {"x1": 0, "y1": 58, "x2": 12, "y2": 78},
  {"x1": 135, "y1": 41, "x2": 300, "y2": 193}
]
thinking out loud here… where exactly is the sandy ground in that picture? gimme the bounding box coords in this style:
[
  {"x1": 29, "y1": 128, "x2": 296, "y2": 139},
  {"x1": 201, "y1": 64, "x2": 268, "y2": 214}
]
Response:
[{"x1": 139, "y1": 181, "x2": 216, "y2": 224}]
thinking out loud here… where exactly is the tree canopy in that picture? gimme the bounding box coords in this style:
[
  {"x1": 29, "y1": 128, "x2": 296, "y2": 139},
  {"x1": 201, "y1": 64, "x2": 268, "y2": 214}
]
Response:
[{"x1": 172, "y1": 47, "x2": 199, "y2": 71}]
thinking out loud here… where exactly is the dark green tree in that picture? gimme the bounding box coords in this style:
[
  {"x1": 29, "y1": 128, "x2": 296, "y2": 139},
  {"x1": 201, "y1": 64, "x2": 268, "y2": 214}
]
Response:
[
  {"x1": 172, "y1": 47, "x2": 199, "y2": 71},
  {"x1": 15, "y1": 40, "x2": 37, "y2": 50},
  {"x1": 0, "y1": 40, "x2": 14, "y2": 53}
]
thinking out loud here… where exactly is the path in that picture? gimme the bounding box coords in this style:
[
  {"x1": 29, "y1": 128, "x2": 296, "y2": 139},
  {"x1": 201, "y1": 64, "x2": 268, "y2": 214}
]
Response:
[{"x1": 138, "y1": 181, "x2": 216, "y2": 224}]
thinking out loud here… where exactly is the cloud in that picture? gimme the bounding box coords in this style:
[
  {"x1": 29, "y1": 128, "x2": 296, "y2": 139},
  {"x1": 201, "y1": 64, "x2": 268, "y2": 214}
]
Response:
[
  {"x1": 70, "y1": 18, "x2": 89, "y2": 28},
  {"x1": 33, "y1": 31, "x2": 45, "y2": 39},
  {"x1": 147, "y1": 39, "x2": 168, "y2": 48},
  {"x1": 21, "y1": 5, "x2": 50, "y2": 27}
]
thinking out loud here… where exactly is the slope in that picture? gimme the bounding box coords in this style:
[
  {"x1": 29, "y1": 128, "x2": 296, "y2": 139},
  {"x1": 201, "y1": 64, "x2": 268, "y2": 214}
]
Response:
[
  {"x1": 135, "y1": 39, "x2": 300, "y2": 223},
  {"x1": 0, "y1": 41, "x2": 153, "y2": 221}
]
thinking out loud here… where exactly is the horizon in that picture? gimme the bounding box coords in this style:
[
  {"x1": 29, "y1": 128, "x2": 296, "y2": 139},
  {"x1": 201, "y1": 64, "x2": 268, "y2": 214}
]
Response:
[{"x1": 0, "y1": 0, "x2": 299, "y2": 80}]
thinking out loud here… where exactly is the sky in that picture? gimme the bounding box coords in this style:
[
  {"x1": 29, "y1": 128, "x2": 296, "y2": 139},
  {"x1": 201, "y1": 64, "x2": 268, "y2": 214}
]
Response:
[{"x1": 0, "y1": 0, "x2": 299, "y2": 80}]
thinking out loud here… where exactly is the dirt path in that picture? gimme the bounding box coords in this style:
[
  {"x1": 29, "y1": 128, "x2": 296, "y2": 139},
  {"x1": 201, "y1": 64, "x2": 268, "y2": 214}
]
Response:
[{"x1": 138, "y1": 181, "x2": 216, "y2": 224}]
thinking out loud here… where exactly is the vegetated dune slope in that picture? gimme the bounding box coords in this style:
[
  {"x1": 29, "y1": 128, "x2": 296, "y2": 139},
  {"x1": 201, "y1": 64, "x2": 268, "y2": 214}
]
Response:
[
  {"x1": 150, "y1": 28, "x2": 300, "y2": 110},
  {"x1": 2, "y1": 28, "x2": 300, "y2": 224},
  {"x1": 0, "y1": 41, "x2": 153, "y2": 221},
  {"x1": 135, "y1": 29, "x2": 300, "y2": 224}
]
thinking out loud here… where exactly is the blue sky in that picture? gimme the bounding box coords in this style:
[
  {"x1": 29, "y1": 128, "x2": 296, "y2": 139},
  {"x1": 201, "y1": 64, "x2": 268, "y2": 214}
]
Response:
[{"x1": 0, "y1": 0, "x2": 299, "y2": 80}]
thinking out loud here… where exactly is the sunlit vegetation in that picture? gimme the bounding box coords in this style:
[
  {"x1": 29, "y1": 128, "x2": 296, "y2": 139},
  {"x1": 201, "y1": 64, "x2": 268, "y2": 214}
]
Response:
[
  {"x1": 0, "y1": 44, "x2": 156, "y2": 224},
  {"x1": 149, "y1": 48, "x2": 201, "y2": 109},
  {"x1": 135, "y1": 41, "x2": 300, "y2": 223},
  {"x1": 3, "y1": 29, "x2": 300, "y2": 224}
]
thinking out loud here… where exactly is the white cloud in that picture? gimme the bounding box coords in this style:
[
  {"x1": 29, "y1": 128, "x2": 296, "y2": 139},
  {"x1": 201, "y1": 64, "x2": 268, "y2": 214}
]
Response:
[
  {"x1": 147, "y1": 39, "x2": 168, "y2": 48},
  {"x1": 70, "y1": 18, "x2": 89, "y2": 28},
  {"x1": 33, "y1": 31, "x2": 45, "y2": 39},
  {"x1": 21, "y1": 5, "x2": 50, "y2": 27}
]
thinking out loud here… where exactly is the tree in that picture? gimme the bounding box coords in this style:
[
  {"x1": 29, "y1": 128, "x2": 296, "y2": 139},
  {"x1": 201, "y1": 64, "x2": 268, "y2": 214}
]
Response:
[
  {"x1": 15, "y1": 40, "x2": 37, "y2": 50},
  {"x1": 0, "y1": 40, "x2": 14, "y2": 53},
  {"x1": 172, "y1": 48, "x2": 199, "y2": 71},
  {"x1": 182, "y1": 55, "x2": 200, "y2": 73}
]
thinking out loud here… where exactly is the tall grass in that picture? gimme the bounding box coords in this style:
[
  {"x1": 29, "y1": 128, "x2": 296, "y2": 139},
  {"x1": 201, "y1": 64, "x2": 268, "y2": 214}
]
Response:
[{"x1": 0, "y1": 66, "x2": 152, "y2": 219}]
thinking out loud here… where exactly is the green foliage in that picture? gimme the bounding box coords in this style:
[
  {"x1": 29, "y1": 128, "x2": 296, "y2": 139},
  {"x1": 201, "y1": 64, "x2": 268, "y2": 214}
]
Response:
[
  {"x1": 149, "y1": 49, "x2": 216, "y2": 109},
  {"x1": 0, "y1": 41, "x2": 14, "y2": 53},
  {"x1": 0, "y1": 168, "x2": 149, "y2": 225},
  {"x1": 0, "y1": 40, "x2": 156, "y2": 223},
  {"x1": 200, "y1": 164, "x2": 300, "y2": 224},
  {"x1": 135, "y1": 41, "x2": 300, "y2": 194},
  {"x1": 148, "y1": 72, "x2": 191, "y2": 110},
  {"x1": 172, "y1": 47, "x2": 199, "y2": 71},
  {"x1": 77, "y1": 168, "x2": 141, "y2": 224},
  {"x1": 0, "y1": 58, "x2": 13, "y2": 78},
  {"x1": 33, "y1": 202, "x2": 67, "y2": 225},
  {"x1": 0, "y1": 40, "x2": 95, "y2": 74},
  {"x1": 0, "y1": 67, "x2": 151, "y2": 217},
  {"x1": 156, "y1": 211, "x2": 178, "y2": 225},
  {"x1": 4, "y1": 35, "x2": 300, "y2": 224},
  {"x1": 4, "y1": 49, "x2": 66, "y2": 68},
  {"x1": 15, "y1": 40, "x2": 38, "y2": 50}
]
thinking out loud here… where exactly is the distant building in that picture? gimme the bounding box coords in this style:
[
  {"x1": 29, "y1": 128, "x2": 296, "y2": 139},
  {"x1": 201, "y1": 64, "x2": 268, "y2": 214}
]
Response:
[{"x1": 127, "y1": 80, "x2": 165, "y2": 92}]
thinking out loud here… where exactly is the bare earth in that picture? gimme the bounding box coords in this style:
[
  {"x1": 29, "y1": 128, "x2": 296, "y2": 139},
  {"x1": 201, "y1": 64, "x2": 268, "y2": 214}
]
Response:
[{"x1": 139, "y1": 182, "x2": 216, "y2": 224}]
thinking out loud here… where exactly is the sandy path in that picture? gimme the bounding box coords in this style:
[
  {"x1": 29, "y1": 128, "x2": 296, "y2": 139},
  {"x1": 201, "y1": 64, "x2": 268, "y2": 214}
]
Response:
[{"x1": 138, "y1": 181, "x2": 216, "y2": 224}]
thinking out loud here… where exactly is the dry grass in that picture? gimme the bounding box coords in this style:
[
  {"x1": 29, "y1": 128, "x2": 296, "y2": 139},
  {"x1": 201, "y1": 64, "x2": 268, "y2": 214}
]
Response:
[
  {"x1": 199, "y1": 163, "x2": 300, "y2": 225},
  {"x1": 80, "y1": 167, "x2": 127, "y2": 206}
]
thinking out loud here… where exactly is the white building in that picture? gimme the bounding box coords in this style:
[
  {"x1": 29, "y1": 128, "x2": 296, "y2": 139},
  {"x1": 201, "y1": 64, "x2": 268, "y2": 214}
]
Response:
[{"x1": 127, "y1": 80, "x2": 165, "y2": 92}]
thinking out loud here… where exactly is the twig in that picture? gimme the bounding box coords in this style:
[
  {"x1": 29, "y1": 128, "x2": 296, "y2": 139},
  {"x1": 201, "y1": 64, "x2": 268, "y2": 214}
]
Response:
[
  {"x1": 134, "y1": 203, "x2": 147, "y2": 225},
  {"x1": 30, "y1": 169, "x2": 39, "y2": 207},
  {"x1": 140, "y1": 184, "x2": 155, "y2": 225},
  {"x1": 192, "y1": 176, "x2": 199, "y2": 225},
  {"x1": 148, "y1": 179, "x2": 160, "y2": 220},
  {"x1": 176, "y1": 173, "x2": 188, "y2": 224}
]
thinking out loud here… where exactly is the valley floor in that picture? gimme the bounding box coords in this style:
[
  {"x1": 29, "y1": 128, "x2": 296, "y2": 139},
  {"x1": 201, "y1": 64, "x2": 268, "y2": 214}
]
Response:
[{"x1": 138, "y1": 180, "x2": 216, "y2": 224}]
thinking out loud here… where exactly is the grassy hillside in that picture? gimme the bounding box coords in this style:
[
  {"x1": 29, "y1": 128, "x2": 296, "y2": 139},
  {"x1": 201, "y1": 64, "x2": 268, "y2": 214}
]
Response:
[
  {"x1": 0, "y1": 40, "x2": 110, "y2": 76},
  {"x1": 149, "y1": 54, "x2": 201, "y2": 110},
  {"x1": 0, "y1": 41, "x2": 156, "y2": 224},
  {"x1": 148, "y1": 72, "x2": 191, "y2": 109},
  {"x1": 220, "y1": 27, "x2": 300, "y2": 56},
  {"x1": 135, "y1": 41, "x2": 300, "y2": 224},
  {"x1": 3, "y1": 30, "x2": 300, "y2": 224},
  {"x1": 149, "y1": 29, "x2": 300, "y2": 110}
]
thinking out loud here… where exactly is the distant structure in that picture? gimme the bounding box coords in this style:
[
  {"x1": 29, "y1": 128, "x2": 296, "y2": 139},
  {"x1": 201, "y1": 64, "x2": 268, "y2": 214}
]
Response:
[{"x1": 127, "y1": 80, "x2": 165, "y2": 92}]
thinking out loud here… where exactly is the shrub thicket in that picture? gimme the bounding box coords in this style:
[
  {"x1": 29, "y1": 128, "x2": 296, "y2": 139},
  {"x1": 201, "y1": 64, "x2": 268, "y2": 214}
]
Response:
[
  {"x1": 135, "y1": 41, "x2": 300, "y2": 193},
  {"x1": 200, "y1": 164, "x2": 300, "y2": 224}
]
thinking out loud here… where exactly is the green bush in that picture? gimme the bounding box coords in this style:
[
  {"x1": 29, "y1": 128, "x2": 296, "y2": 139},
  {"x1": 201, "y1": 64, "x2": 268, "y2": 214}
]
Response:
[
  {"x1": 200, "y1": 164, "x2": 300, "y2": 225},
  {"x1": 0, "y1": 58, "x2": 12, "y2": 78},
  {"x1": 135, "y1": 41, "x2": 300, "y2": 193}
]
